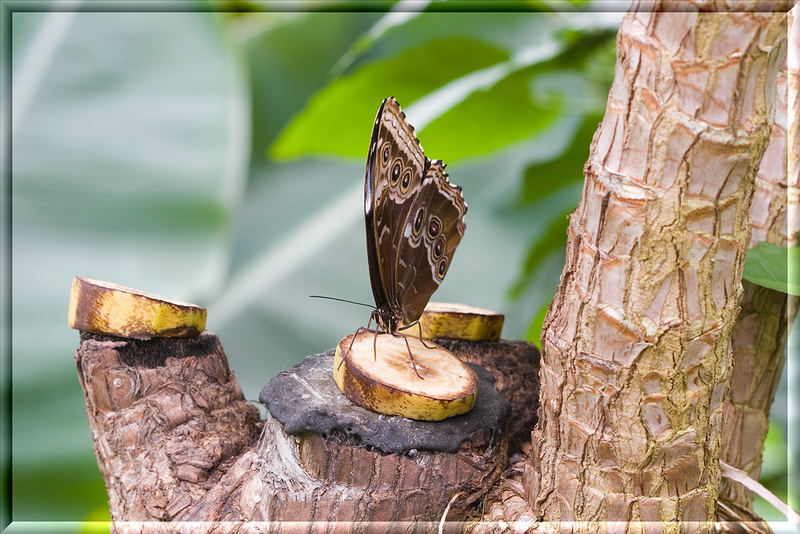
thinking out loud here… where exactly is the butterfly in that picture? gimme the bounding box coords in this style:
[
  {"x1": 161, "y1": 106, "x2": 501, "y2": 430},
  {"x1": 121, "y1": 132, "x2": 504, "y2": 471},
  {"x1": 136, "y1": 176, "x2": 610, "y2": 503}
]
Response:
[{"x1": 364, "y1": 97, "x2": 467, "y2": 338}]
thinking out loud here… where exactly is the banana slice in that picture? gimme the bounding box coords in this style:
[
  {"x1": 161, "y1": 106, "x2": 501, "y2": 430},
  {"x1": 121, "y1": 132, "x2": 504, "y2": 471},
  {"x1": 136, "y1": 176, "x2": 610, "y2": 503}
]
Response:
[
  {"x1": 333, "y1": 331, "x2": 477, "y2": 421},
  {"x1": 414, "y1": 302, "x2": 504, "y2": 342},
  {"x1": 68, "y1": 276, "x2": 206, "y2": 339}
]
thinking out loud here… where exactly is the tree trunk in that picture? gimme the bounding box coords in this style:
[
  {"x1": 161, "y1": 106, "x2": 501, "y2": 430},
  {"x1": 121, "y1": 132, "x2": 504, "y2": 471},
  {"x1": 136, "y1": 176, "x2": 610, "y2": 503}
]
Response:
[
  {"x1": 528, "y1": 4, "x2": 787, "y2": 532},
  {"x1": 478, "y1": 7, "x2": 796, "y2": 532},
  {"x1": 719, "y1": 8, "x2": 798, "y2": 512}
]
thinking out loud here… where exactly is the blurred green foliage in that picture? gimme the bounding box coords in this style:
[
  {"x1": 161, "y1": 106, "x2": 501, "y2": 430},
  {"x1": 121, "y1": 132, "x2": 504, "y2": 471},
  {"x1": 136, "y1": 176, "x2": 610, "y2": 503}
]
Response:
[
  {"x1": 5, "y1": 2, "x2": 794, "y2": 528},
  {"x1": 754, "y1": 422, "x2": 789, "y2": 521},
  {"x1": 271, "y1": 37, "x2": 512, "y2": 159}
]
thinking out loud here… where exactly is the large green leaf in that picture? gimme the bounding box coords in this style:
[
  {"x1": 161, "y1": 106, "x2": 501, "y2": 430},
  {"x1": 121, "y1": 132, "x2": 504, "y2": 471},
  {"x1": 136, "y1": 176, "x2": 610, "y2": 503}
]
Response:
[
  {"x1": 10, "y1": 10, "x2": 246, "y2": 522},
  {"x1": 270, "y1": 12, "x2": 598, "y2": 163},
  {"x1": 505, "y1": 113, "x2": 607, "y2": 303},
  {"x1": 509, "y1": 206, "x2": 571, "y2": 298},
  {"x1": 519, "y1": 113, "x2": 602, "y2": 201},
  {"x1": 525, "y1": 285, "x2": 553, "y2": 344},
  {"x1": 417, "y1": 31, "x2": 615, "y2": 163},
  {"x1": 270, "y1": 14, "x2": 617, "y2": 167},
  {"x1": 743, "y1": 242, "x2": 800, "y2": 296},
  {"x1": 270, "y1": 37, "x2": 510, "y2": 160},
  {"x1": 418, "y1": 66, "x2": 562, "y2": 162}
]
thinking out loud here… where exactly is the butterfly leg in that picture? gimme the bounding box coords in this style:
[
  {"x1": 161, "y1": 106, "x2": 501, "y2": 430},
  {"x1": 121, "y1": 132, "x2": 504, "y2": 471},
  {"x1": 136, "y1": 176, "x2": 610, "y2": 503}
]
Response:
[
  {"x1": 338, "y1": 326, "x2": 369, "y2": 371},
  {"x1": 394, "y1": 332, "x2": 424, "y2": 380},
  {"x1": 373, "y1": 327, "x2": 379, "y2": 362},
  {"x1": 397, "y1": 320, "x2": 437, "y2": 349},
  {"x1": 416, "y1": 322, "x2": 437, "y2": 349}
]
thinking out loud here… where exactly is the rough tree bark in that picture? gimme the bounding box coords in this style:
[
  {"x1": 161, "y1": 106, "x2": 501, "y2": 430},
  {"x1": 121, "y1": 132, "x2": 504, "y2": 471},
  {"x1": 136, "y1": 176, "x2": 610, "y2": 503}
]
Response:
[
  {"x1": 719, "y1": 7, "x2": 798, "y2": 515},
  {"x1": 527, "y1": 4, "x2": 787, "y2": 531},
  {"x1": 75, "y1": 333, "x2": 263, "y2": 527},
  {"x1": 478, "y1": 7, "x2": 795, "y2": 532}
]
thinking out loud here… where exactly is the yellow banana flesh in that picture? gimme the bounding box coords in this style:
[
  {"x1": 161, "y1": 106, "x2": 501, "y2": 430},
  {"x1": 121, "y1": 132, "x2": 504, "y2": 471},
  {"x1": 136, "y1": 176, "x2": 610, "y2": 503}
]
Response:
[
  {"x1": 414, "y1": 302, "x2": 504, "y2": 342},
  {"x1": 68, "y1": 276, "x2": 206, "y2": 339},
  {"x1": 333, "y1": 331, "x2": 476, "y2": 421}
]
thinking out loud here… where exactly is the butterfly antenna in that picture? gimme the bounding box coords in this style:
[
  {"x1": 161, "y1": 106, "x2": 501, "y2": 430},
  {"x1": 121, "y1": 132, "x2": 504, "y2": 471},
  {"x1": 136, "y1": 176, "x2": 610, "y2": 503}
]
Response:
[{"x1": 309, "y1": 295, "x2": 376, "y2": 309}]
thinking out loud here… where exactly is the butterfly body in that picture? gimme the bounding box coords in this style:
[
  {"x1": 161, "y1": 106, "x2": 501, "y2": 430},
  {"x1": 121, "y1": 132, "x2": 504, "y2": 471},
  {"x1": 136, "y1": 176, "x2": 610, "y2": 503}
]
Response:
[{"x1": 364, "y1": 97, "x2": 467, "y2": 335}]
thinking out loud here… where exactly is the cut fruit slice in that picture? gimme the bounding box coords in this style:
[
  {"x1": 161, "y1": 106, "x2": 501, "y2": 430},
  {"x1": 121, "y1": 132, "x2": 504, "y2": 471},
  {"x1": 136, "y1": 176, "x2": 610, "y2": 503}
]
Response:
[
  {"x1": 68, "y1": 276, "x2": 206, "y2": 339},
  {"x1": 334, "y1": 331, "x2": 477, "y2": 421},
  {"x1": 413, "y1": 302, "x2": 504, "y2": 342}
]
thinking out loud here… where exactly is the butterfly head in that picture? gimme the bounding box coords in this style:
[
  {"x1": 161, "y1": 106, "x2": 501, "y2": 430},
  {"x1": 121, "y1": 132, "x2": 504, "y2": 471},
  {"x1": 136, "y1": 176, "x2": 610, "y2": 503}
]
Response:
[{"x1": 371, "y1": 305, "x2": 402, "y2": 334}]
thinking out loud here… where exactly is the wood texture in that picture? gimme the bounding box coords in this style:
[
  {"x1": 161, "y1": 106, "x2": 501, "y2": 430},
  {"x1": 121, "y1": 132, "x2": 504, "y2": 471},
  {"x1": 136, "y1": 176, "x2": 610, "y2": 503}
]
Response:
[
  {"x1": 176, "y1": 415, "x2": 508, "y2": 531},
  {"x1": 75, "y1": 333, "x2": 262, "y2": 524},
  {"x1": 75, "y1": 331, "x2": 521, "y2": 532}
]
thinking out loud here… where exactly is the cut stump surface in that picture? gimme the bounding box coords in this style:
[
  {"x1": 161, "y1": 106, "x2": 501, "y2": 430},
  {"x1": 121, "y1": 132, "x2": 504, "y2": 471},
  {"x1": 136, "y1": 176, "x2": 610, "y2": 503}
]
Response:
[
  {"x1": 259, "y1": 349, "x2": 511, "y2": 522},
  {"x1": 260, "y1": 349, "x2": 509, "y2": 454}
]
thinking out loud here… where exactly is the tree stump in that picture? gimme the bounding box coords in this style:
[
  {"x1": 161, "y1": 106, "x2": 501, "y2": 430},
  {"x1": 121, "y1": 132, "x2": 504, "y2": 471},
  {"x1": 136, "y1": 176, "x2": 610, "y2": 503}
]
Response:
[
  {"x1": 432, "y1": 338, "x2": 540, "y2": 454},
  {"x1": 74, "y1": 330, "x2": 539, "y2": 532},
  {"x1": 258, "y1": 349, "x2": 510, "y2": 527},
  {"x1": 75, "y1": 332, "x2": 262, "y2": 526}
]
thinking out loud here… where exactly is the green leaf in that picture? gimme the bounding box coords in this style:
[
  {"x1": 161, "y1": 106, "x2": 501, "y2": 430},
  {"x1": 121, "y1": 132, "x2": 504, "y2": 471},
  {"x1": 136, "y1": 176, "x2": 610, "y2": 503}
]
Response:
[
  {"x1": 418, "y1": 67, "x2": 562, "y2": 162},
  {"x1": 11, "y1": 10, "x2": 246, "y2": 521},
  {"x1": 743, "y1": 242, "x2": 800, "y2": 296},
  {"x1": 240, "y1": 12, "x2": 383, "y2": 166},
  {"x1": 760, "y1": 422, "x2": 788, "y2": 481},
  {"x1": 269, "y1": 13, "x2": 616, "y2": 164},
  {"x1": 270, "y1": 37, "x2": 509, "y2": 160},
  {"x1": 505, "y1": 115, "x2": 603, "y2": 302}
]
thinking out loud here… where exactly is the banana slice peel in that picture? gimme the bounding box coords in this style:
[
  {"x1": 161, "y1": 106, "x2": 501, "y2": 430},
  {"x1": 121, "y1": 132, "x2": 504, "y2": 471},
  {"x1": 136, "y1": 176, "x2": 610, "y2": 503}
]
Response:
[
  {"x1": 334, "y1": 332, "x2": 477, "y2": 421},
  {"x1": 415, "y1": 302, "x2": 504, "y2": 342},
  {"x1": 68, "y1": 276, "x2": 206, "y2": 339}
]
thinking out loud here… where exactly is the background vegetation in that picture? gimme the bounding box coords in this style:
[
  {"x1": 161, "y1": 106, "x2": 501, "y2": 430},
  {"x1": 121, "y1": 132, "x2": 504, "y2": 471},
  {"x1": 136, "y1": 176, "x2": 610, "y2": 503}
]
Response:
[{"x1": 6, "y1": 2, "x2": 793, "y2": 527}]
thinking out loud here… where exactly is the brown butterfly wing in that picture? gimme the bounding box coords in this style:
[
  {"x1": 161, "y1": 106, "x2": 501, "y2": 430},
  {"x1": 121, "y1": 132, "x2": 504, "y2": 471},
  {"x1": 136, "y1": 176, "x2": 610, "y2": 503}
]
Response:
[
  {"x1": 392, "y1": 160, "x2": 467, "y2": 324},
  {"x1": 365, "y1": 97, "x2": 427, "y2": 315}
]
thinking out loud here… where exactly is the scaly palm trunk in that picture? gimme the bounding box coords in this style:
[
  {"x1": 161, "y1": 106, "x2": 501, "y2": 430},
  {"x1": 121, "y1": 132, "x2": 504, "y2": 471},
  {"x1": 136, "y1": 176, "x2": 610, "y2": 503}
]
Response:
[
  {"x1": 720, "y1": 8, "x2": 798, "y2": 513},
  {"x1": 528, "y1": 4, "x2": 787, "y2": 532}
]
